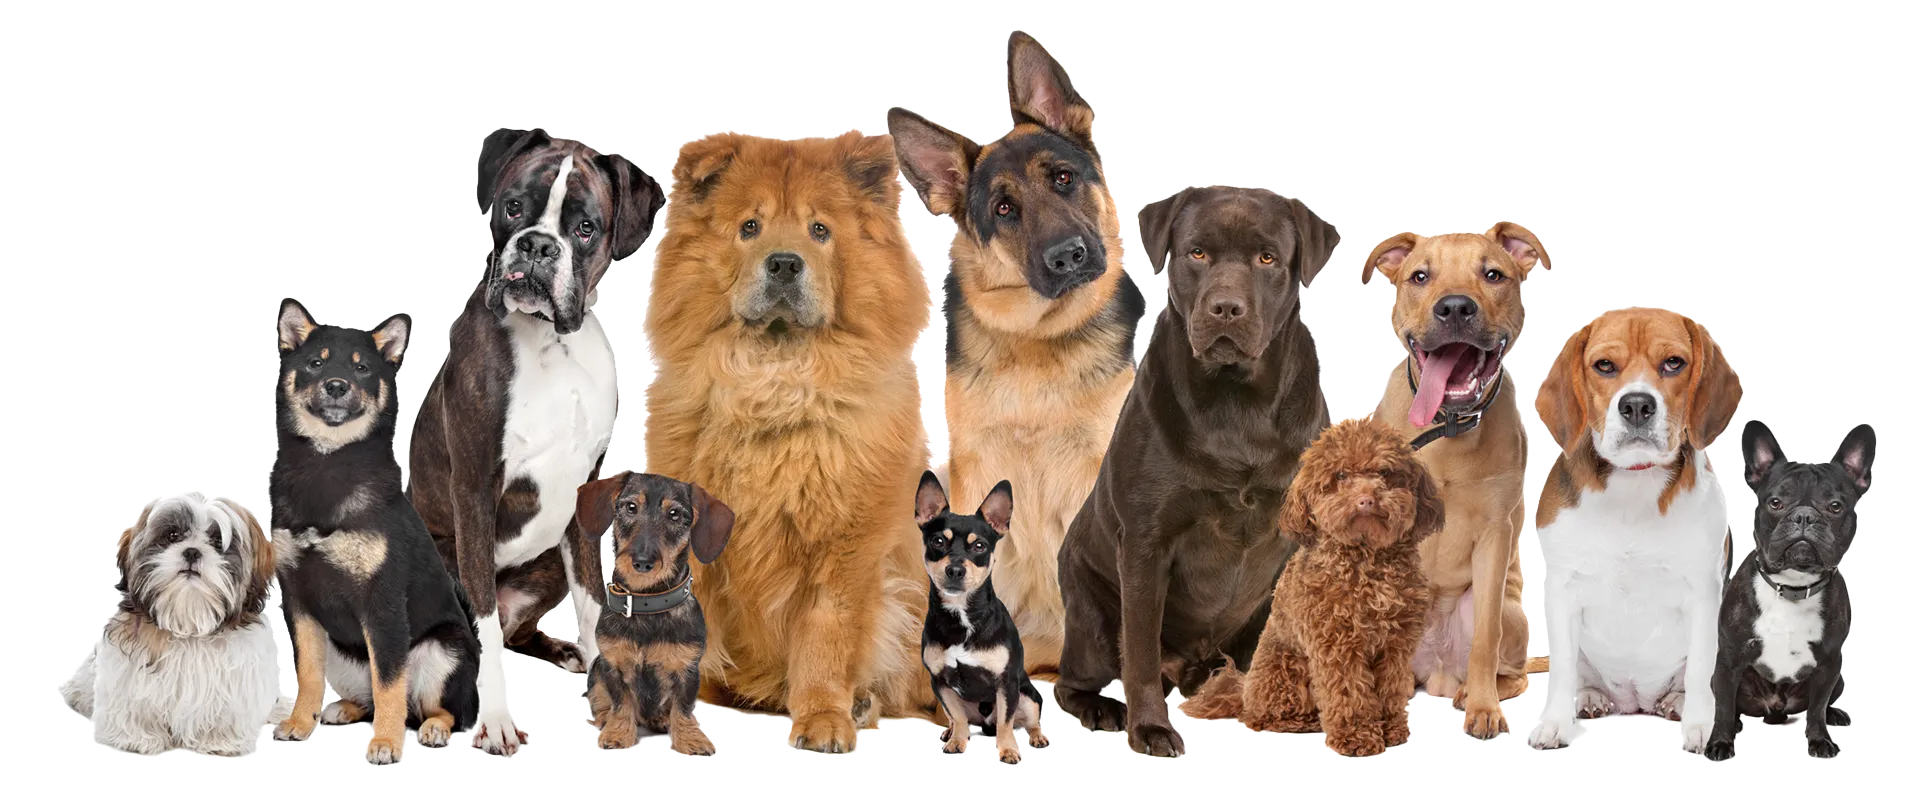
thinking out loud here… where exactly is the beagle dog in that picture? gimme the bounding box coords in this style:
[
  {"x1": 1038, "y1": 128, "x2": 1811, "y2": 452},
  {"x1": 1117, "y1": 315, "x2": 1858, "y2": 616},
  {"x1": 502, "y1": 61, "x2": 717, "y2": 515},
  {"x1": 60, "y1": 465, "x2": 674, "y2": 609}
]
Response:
[{"x1": 1527, "y1": 308, "x2": 1742, "y2": 752}]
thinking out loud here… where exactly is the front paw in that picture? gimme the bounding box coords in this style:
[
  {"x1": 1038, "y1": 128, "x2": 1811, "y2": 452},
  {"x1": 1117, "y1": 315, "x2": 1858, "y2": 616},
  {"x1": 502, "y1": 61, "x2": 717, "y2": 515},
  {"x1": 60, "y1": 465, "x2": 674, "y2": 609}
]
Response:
[
  {"x1": 1383, "y1": 718, "x2": 1410, "y2": 747},
  {"x1": 1127, "y1": 721, "x2": 1185, "y2": 758},
  {"x1": 1528, "y1": 718, "x2": 1572, "y2": 750},
  {"x1": 366, "y1": 736, "x2": 401, "y2": 765},
  {"x1": 1463, "y1": 704, "x2": 1509, "y2": 739},
  {"x1": 273, "y1": 713, "x2": 318, "y2": 742},
  {"x1": 671, "y1": 728, "x2": 716, "y2": 756},
  {"x1": 789, "y1": 711, "x2": 857, "y2": 754},
  {"x1": 1327, "y1": 724, "x2": 1387, "y2": 757},
  {"x1": 1705, "y1": 738, "x2": 1735, "y2": 761},
  {"x1": 418, "y1": 717, "x2": 451, "y2": 748},
  {"x1": 598, "y1": 726, "x2": 637, "y2": 750},
  {"x1": 1808, "y1": 737, "x2": 1840, "y2": 758},
  {"x1": 943, "y1": 732, "x2": 968, "y2": 754},
  {"x1": 1575, "y1": 688, "x2": 1615, "y2": 719},
  {"x1": 1681, "y1": 721, "x2": 1711, "y2": 754},
  {"x1": 999, "y1": 745, "x2": 1022, "y2": 764},
  {"x1": 471, "y1": 714, "x2": 528, "y2": 756}
]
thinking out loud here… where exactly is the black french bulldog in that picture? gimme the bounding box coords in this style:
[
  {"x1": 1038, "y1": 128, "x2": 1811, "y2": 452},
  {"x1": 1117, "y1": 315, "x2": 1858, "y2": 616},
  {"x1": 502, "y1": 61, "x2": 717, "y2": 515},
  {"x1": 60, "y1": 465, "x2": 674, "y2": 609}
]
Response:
[{"x1": 1705, "y1": 421, "x2": 1874, "y2": 760}]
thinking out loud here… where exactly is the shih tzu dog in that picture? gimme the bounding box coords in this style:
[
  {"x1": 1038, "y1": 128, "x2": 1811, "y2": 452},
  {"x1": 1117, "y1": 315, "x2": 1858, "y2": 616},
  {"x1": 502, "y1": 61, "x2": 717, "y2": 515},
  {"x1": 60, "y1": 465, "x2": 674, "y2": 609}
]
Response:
[{"x1": 61, "y1": 493, "x2": 287, "y2": 755}]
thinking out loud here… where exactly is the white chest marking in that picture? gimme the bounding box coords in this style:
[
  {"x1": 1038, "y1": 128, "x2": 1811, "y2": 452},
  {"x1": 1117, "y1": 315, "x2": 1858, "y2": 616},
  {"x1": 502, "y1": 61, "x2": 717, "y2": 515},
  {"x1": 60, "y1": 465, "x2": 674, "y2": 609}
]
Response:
[
  {"x1": 496, "y1": 311, "x2": 617, "y2": 569},
  {"x1": 1752, "y1": 573, "x2": 1825, "y2": 682}
]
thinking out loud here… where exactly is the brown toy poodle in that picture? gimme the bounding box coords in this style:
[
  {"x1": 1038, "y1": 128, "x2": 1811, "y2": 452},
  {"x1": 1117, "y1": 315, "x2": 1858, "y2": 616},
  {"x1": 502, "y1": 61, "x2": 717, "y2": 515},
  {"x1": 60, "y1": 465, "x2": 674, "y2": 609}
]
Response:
[{"x1": 1183, "y1": 417, "x2": 1444, "y2": 756}]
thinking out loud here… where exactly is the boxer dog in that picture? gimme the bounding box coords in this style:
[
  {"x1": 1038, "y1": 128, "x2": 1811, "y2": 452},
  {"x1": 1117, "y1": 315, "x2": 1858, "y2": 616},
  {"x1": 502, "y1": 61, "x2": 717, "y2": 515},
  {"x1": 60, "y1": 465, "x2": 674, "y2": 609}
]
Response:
[{"x1": 409, "y1": 129, "x2": 664, "y2": 756}]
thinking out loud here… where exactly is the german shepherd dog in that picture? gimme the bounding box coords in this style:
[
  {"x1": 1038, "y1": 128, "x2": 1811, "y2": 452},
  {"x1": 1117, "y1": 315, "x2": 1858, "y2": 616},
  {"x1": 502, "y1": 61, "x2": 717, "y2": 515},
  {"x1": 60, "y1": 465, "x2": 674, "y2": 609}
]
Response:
[{"x1": 889, "y1": 32, "x2": 1145, "y2": 674}]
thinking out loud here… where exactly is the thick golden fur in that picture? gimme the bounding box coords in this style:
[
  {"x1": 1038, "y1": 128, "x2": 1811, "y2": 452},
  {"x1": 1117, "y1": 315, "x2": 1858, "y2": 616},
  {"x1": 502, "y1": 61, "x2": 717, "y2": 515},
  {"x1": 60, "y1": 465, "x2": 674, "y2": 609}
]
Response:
[
  {"x1": 645, "y1": 131, "x2": 936, "y2": 752},
  {"x1": 1183, "y1": 419, "x2": 1443, "y2": 756}
]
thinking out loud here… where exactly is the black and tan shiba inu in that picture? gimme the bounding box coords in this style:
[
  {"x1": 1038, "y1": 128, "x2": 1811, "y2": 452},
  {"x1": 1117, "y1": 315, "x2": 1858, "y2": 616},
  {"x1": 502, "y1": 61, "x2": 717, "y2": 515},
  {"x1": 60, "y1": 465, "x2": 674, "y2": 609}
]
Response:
[
  {"x1": 269, "y1": 299, "x2": 480, "y2": 765},
  {"x1": 888, "y1": 31, "x2": 1145, "y2": 674}
]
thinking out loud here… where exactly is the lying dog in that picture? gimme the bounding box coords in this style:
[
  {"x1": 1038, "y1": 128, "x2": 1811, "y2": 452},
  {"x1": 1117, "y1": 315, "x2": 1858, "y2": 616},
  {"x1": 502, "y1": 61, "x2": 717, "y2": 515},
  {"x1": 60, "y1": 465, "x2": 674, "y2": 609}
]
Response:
[
  {"x1": 62, "y1": 494, "x2": 283, "y2": 756},
  {"x1": 1705, "y1": 421, "x2": 1873, "y2": 760},
  {"x1": 889, "y1": 31, "x2": 1146, "y2": 674},
  {"x1": 646, "y1": 131, "x2": 936, "y2": 752},
  {"x1": 270, "y1": 299, "x2": 480, "y2": 764},
  {"x1": 1055, "y1": 186, "x2": 1336, "y2": 757},
  {"x1": 915, "y1": 472, "x2": 1048, "y2": 764},
  {"x1": 1183, "y1": 419, "x2": 1444, "y2": 757},
  {"x1": 409, "y1": 129, "x2": 663, "y2": 755},
  {"x1": 1529, "y1": 308, "x2": 1742, "y2": 752},
  {"x1": 576, "y1": 472, "x2": 733, "y2": 755},
  {"x1": 1361, "y1": 223, "x2": 1551, "y2": 738}
]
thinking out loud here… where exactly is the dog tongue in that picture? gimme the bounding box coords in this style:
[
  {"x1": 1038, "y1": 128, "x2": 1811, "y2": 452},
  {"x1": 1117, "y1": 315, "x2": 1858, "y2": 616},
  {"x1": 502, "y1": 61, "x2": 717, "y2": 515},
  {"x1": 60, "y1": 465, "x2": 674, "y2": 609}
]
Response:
[{"x1": 1409, "y1": 345, "x2": 1468, "y2": 427}]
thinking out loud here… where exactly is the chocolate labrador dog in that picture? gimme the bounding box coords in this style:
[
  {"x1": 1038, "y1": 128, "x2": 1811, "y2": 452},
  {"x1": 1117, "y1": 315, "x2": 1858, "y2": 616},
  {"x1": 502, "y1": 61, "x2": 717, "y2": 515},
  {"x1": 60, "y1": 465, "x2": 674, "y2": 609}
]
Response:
[{"x1": 1055, "y1": 186, "x2": 1336, "y2": 757}]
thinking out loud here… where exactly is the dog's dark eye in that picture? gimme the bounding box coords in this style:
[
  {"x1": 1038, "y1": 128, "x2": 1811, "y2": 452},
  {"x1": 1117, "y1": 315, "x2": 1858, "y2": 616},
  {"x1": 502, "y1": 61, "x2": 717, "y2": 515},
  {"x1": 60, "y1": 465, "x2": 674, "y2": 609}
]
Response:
[
  {"x1": 741, "y1": 219, "x2": 760, "y2": 239},
  {"x1": 1335, "y1": 471, "x2": 1347, "y2": 482},
  {"x1": 1768, "y1": 497, "x2": 1783, "y2": 510},
  {"x1": 355, "y1": 363, "x2": 369, "y2": 374},
  {"x1": 577, "y1": 220, "x2": 595, "y2": 240},
  {"x1": 1593, "y1": 359, "x2": 1617, "y2": 376},
  {"x1": 1484, "y1": 268, "x2": 1505, "y2": 283},
  {"x1": 970, "y1": 540, "x2": 987, "y2": 553},
  {"x1": 810, "y1": 222, "x2": 830, "y2": 243},
  {"x1": 164, "y1": 529, "x2": 184, "y2": 544},
  {"x1": 1189, "y1": 248, "x2": 1205, "y2": 260},
  {"x1": 667, "y1": 507, "x2": 684, "y2": 522},
  {"x1": 206, "y1": 524, "x2": 223, "y2": 551},
  {"x1": 995, "y1": 200, "x2": 1015, "y2": 218},
  {"x1": 1660, "y1": 356, "x2": 1687, "y2": 376},
  {"x1": 1827, "y1": 500, "x2": 1844, "y2": 514},
  {"x1": 623, "y1": 501, "x2": 638, "y2": 515},
  {"x1": 1259, "y1": 252, "x2": 1276, "y2": 265},
  {"x1": 504, "y1": 199, "x2": 522, "y2": 219},
  {"x1": 308, "y1": 358, "x2": 323, "y2": 369},
  {"x1": 1409, "y1": 269, "x2": 1428, "y2": 284},
  {"x1": 1054, "y1": 170, "x2": 1073, "y2": 187}
]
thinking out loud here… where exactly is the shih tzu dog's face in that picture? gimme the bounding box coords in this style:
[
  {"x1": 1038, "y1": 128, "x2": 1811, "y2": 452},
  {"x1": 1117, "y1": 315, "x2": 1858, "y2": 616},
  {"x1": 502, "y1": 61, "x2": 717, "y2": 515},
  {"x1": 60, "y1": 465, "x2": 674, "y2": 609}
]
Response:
[{"x1": 117, "y1": 494, "x2": 273, "y2": 638}]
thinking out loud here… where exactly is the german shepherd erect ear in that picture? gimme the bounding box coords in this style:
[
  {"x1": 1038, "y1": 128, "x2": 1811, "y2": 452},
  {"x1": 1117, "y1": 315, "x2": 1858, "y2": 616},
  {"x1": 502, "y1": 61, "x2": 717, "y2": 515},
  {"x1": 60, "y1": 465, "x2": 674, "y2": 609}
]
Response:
[
  {"x1": 888, "y1": 109, "x2": 979, "y2": 218},
  {"x1": 1007, "y1": 31, "x2": 1095, "y2": 150}
]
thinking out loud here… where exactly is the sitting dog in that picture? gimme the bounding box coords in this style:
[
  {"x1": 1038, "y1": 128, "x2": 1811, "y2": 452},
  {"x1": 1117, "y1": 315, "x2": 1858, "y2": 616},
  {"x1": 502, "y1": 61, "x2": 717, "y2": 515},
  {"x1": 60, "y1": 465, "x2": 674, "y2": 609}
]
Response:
[
  {"x1": 270, "y1": 299, "x2": 481, "y2": 764},
  {"x1": 62, "y1": 494, "x2": 283, "y2": 755},
  {"x1": 1055, "y1": 185, "x2": 1337, "y2": 757},
  {"x1": 1705, "y1": 421, "x2": 1873, "y2": 760},
  {"x1": 1528, "y1": 308, "x2": 1743, "y2": 753},
  {"x1": 576, "y1": 472, "x2": 733, "y2": 755},
  {"x1": 1183, "y1": 419, "x2": 1444, "y2": 757},
  {"x1": 914, "y1": 472, "x2": 1048, "y2": 764}
]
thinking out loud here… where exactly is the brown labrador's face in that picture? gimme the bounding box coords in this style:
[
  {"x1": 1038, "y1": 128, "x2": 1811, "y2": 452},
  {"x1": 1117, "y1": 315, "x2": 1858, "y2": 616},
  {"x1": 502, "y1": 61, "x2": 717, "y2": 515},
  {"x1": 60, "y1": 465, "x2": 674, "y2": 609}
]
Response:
[
  {"x1": 1537, "y1": 308, "x2": 1742, "y2": 468},
  {"x1": 1151, "y1": 190, "x2": 1320, "y2": 365}
]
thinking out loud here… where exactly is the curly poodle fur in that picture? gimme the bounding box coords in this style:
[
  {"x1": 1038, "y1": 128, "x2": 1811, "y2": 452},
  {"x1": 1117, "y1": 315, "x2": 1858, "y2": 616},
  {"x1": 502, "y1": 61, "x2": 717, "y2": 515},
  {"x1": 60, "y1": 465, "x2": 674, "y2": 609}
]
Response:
[{"x1": 1182, "y1": 418, "x2": 1444, "y2": 756}]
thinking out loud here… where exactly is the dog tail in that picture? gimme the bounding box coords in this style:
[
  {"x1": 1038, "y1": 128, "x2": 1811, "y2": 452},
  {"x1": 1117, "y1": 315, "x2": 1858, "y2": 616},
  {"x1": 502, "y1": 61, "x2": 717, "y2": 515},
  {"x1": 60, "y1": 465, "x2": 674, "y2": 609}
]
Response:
[
  {"x1": 1179, "y1": 662, "x2": 1246, "y2": 720},
  {"x1": 1525, "y1": 656, "x2": 1550, "y2": 673}
]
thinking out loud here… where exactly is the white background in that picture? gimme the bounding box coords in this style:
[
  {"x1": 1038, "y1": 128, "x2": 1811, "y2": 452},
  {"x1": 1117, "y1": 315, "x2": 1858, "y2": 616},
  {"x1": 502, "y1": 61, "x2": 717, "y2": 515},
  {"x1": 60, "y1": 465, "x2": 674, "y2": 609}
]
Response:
[{"x1": 5, "y1": 1, "x2": 1911, "y2": 796}]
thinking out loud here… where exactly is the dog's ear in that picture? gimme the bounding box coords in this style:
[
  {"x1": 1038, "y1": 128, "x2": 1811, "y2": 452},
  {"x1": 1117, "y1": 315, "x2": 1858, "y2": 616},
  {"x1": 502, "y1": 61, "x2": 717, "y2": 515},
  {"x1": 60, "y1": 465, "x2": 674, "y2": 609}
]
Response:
[
  {"x1": 1681, "y1": 317, "x2": 1741, "y2": 450},
  {"x1": 888, "y1": 109, "x2": 978, "y2": 217},
  {"x1": 978, "y1": 480, "x2": 1014, "y2": 535},
  {"x1": 672, "y1": 133, "x2": 740, "y2": 204},
  {"x1": 1278, "y1": 473, "x2": 1319, "y2": 549},
  {"x1": 573, "y1": 472, "x2": 631, "y2": 543},
  {"x1": 1485, "y1": 221, "x2": 1550, "y2": 278},
  {"x1": 1288, "y1": 197, "x2": 1339, "y2": 288},
  {"x1": 1007, "y1": 31, "x2": 1095, "y2": 149},
  {"x1": 369, "y1": 313, "x2": 410, "y2": 367},
  {"x1": 1742, "y1": 420, "x2": 1785, "y2": 490},
  {"x1": 595, "y1": 153, "x2": 666, "y2": 262},
  {"x1": 115, "y1": 499, "x2": 159, "y2": 594},
  {"x1": 1407, "y1": 460, "x2": 1447, "y2": 542},
  {"x1": 278, "y1": 298, "x2": 318, "y2": 353},
  {"x1": 1536, "y1": 323, "x2": 1594, "y2": 452},
  {"x1": 689, "y1": 484, "x2": 735, "y2": 564},
  {"x1": 1362, "y1": 233, "x2": 1422, "y2": 284},
  {"x1": 477, "y1": 128, "x2": 552, "y2": 213},
  {"x1": 1831, "y1": 424, "x2": 1875, "y2": 495},
  {"x1": 914, "y1": 470, "x2": 949, "y2": 526},
  {"x1": 842, "y1": 133, "x2": 901, "y2": 205},
  {"x1": 1137, "y1": 189, "x2": 1193, "y2": 275},
  {"x1": 214, "y1": 498, "x2": 274, "y2": 616}
]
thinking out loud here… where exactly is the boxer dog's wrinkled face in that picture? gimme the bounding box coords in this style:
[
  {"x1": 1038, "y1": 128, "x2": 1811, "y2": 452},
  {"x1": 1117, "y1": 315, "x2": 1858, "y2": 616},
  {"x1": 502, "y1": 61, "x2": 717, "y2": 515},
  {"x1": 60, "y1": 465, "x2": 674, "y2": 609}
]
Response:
[
  {"x1": 476, "y1": 129, "x2": 663, "y2": 335},
  {"x1": 1742, "y1": 421, "x2": 1873, "y2": 578}
]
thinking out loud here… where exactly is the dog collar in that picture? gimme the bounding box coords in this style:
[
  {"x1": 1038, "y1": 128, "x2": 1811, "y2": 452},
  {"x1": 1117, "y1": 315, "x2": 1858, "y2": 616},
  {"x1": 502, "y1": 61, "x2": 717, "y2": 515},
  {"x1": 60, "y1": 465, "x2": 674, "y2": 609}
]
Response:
[
  {"x1": 1406, "y1": 358, "x2": 1503, "y2": 451},
  {"x1": 605, "y1": 577, "x2": 693, "y2": 617},
  {"x1": 1758, "y1": 565, "x2": 1832, "y2": 602}
]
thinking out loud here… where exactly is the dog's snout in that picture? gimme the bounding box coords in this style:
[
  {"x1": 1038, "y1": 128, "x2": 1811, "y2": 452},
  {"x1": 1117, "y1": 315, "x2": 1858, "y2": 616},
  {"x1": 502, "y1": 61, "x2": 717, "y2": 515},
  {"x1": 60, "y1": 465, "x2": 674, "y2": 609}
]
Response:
[
  {"x1": 181, "y1": 547, "x2": 201, "y2": 565},
  {"x1": 1355, "y1": 495, "x2": 1376, "y2": 514},
  {"x1": 634, "y1": 555, "x2": 659, "y2": 572},
  {"x1": 1617, "y1": 392, "x2": 1656, "y2": 425},
  {"x1": 323, "y1": 378, "x2": 351, "y2": 399},
  {"x1": 765, "y1": 252, "x2": 806, "y2": 282},
  {"x1": 1433, "y1": 294, "x2": 1478, "y2": 322},
  {"x1": 1208, "y1": 296, "x2": 1247, "y2": 321},
  {"x1": 1043, "y1": 236, "x2": 1088, "y2": 274},
  {"x1": 943, "y1": 563, "x2": 967, "y2": 581},
  {"x1": 515, "y1": 233, "x2": 561, "y2": 261}
]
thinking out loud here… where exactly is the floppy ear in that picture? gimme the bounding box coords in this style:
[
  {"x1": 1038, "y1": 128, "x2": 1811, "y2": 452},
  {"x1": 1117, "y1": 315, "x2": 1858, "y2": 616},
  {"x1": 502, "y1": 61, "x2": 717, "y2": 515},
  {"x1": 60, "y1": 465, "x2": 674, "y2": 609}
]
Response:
[
  {"x1": 689, "y1": 484, "x2": 735, "y2": 564},
  {"x1": 115, "y1": 499, "x2": 158, "y2": 594},
  {"x1": 1407, "y1": 460, "x2": 1447, "y2": 542},
  {"x1": 1362, "y1": 233, "x2": 1422, "y2": 285},
  {"x1": 369, "y1": 313, "x2": 410, "y2": 366},
  {"x1": 278, "y1": 298, "x2": 317, "y2": 352},
  {"x1": 1007, "y1": 31, "x2": 1096, "y2": 148},
  {"x1": 914, "y1": 470, "x2": 949, "y2": 526},
  {"x1": 477, "y1": 128, "x2": 551, "y2": 213},
  {"x1": 1742, "y1": 420, "x2": 1786, "y2": 490},
  {"x1": 672, "y1": 133, "x2": 740, "y2": 203},
  {"x1": 1137, "y1": 189, "x2": 1193, "y2": 275},
  {"x1": 1288, "y1": 197, "x2": 1339, "y2": 288},
  {"x1": 1278, "y1": 474, "x2": 1319, "y2": 549},
  {"x1": 842, "y1": 133, "x2": 901, "y2": 205},
  {"x1": 977, "y1": 480, "x2": 1014, "y2": 534},
  {"x1": 1831, "y1": 424, "x2": 1875, "y2": 495},
  {"x1": 1536, "y1": 323, "x2": 1594, "y2": 452},
  {"x1": 888, "y1": 109, "x2": 977, "y2": 217},
  {"x1": 595, "y1": 153, "x2": 666, "y2": 261},
  {"x1": 214, "y1": 498, "x2": 274, "y2": 616},
  {"x1": 1485, "y1": 221, "x2": 1550, "y2": 278},
  {"x1": 573, "y1": 472, "x2": 631, "y2": 543},
  {"x1": 1681, "y1": 318, "x2": 1741, "y2": 449}
]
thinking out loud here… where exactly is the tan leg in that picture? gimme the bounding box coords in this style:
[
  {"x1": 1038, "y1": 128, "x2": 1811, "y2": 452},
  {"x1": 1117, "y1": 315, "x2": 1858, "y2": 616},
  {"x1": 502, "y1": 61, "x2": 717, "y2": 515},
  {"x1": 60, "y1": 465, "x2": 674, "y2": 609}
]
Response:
[
  {"x1": 668, "y1": 705, "x2": 715, "y2": 756},
  {"x1": 786, "y1": 582, "x2": 870, "y2": 753},
  {"x1": 938, "y1": 686, "x2": 970, "y2": 754},
  {"x1": 364, "y1": 631, "x2": 408, "y2": 765},
  {"x1": 994, "y1": 690, "x2": 1020, "y2": 764},
  {"x1": 1461, "y1": 535, "x2": 1513, "y2": 739},
  {"x1": 273, "y1": 614, "x2": 327, "y2": 742}
]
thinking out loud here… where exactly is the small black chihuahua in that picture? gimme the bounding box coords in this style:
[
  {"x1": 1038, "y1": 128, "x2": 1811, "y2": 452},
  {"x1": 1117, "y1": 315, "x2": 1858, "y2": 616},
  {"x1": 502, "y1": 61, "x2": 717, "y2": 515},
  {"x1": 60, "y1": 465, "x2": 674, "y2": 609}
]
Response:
[{"x1": 915, "y1": 471, "x2": 1047, "y2": 764}]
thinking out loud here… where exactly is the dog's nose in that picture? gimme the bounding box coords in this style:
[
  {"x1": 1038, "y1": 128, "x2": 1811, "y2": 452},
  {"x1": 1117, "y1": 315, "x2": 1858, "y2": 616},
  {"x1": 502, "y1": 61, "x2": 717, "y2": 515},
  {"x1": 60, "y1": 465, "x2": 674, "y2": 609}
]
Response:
[
  {"x1": 1355, "y1": 495, "x2": 1376, "y2": 514},
  {"x1": 323, "y1": 378, "x2": 351, "y2": 399},
  {"x1": 1208, "y1": 296, "x2": 1247, "y2": 321},
  {"x1": 1043, "y1": 236, "x2": 1088, "y2": 274},
  {"x1": 635, "y1": 557, "x2": 658, "y2": 572},
  {"x1": 1618, "y1": 392, "x2": 1657, "y2": 425},
  {"x1": 1433, "y1": 294, "x2": 1478, "y2": 322},
  {"x1": 516, "y1": 234, "x2": 561, "y2": 261},
  {"x1": 944, "y1": 564, "x2": 967, "y2": 581},
  {"x1": 765, "y1": 252, "x2": 805, "y2": 282},
  {"x1": 181, "y1": 547, "x2": 201, "y2": 564}
]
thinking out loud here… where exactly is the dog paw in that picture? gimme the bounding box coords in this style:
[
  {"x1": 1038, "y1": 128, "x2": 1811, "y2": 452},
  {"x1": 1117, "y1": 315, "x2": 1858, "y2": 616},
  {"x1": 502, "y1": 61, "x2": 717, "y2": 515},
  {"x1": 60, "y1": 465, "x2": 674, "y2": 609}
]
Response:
[
  {"x1": 597, "y1": 726, "x2": 638, "y2": 749},
  {"x1": 1383, "y1": 719, "x2": 1411, "y2": 747},
  {"x1": 1681, "y1": 721, "x2": 1711, "y2": 754},
  {"x1": 552, "y1": 640, "x2": 587, "y2": 674},
  {"x1": 1327, "y1": 729, "x2": 1387, "y2": 757},
  {"x1": 1127, "y1": 722, "x2": 1185, "y2": 758},
  {"x1": 942, "y1": 733, "x2": 967, "y2": 754},
  {"x1": 365, "y1": 736, "x2": 401, "y2": 765},
  {"x1": 1244, "y1": 713, "x2": 1320, "y2": 734},
  {"x1": 1528, "y1": 719, "x2": 1572, "y2": 750},
  {"x1": 1575, "y1": 688, "x2": 1615, "y2": 719},
  {"x1": 999, "y1": 746, "x2": 1022, "y2": 764},
  {"x1": 671, "y1": 729, "x2": 716, "y2": 756},
  {"x1": 851, "y1": 691, "x2": 876, "y2": 728},
  {"x1": 1704, "y1": 739, "x2": 1735, "y2": 761},
  {"x1": 320, "y1": 699, "x2": 368, "y2": 725},
  {"x1": 273, "y1": 713, "x2": 317, "y2": 742},
  {"x1": 1808, "y1": 737, "x2": 1840, "y2": 758},
  {"x1": 418, "y1": 717, "x2": 451, "y2": 748},
  {"x1": 1764, "y1": 709, "x2": 1791, "y2": 724},
  {"x1": 1827, "y1": 707, "x2": 1851, "y2": 726},
  {"x1": 789, "y1": 711, "x2": 857, "y2": 754},
  {"x1": 1654, "y1": 691, "x2": 1686, "y2": 721},
  {"x1": 1064, "y1": 694, "x2": 1127, "y2": 732},
  {"x1": 1463, "y1": 705, "x2": 1509, "y2": 739},
  {"x1": 471, "y1": 715, "x2": 528, "y2": 756},
  {"x1": 1028, "y1": 730, "x2": 1050, "y2": 748}
]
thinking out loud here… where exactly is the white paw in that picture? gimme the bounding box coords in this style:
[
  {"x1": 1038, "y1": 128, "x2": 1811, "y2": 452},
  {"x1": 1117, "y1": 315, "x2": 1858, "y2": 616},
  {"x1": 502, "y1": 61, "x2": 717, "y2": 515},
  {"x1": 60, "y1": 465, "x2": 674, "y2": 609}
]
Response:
[
  {"x1": 1576, "y1": 688, "x2": 1615, "y2": 719},
  {"x1": 1529, "y1": 718, "x2": 1573, "y2": 750},
  {"x1": 1681, "y1": 721, "x2": 1710, "y2": 753},
  {"x1": 319, "y1": 700, "x2": 364, "y2": 725},
  {"x1": 471, "y1": 712, "x2": 527, "y2": 756}
]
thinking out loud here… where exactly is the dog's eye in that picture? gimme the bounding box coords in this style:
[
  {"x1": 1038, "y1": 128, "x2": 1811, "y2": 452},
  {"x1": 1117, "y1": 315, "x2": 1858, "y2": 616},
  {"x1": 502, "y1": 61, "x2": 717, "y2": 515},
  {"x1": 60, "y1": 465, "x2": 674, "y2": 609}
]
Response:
[
  {"x1": 1827, "y1": 500, "x2": 1844, "y2": 514},
  {"x1": 970, "y1": 540, "x2": 987, "y2": 553},
  {"x1": 810, "y1": 222, "x2": 830, "y2": 243},
  {"x1": 1660, "y1": 356, "x2": 1687, "y2": 376},
  {"x1": 1054, "y1": 170, "x2": 1073, "y2": 187},
  {"x1": 740, "y1": 219, "x2": 760, "y2": 239},
  {"x1": 1483, "y1": 268, "x2": 1505, "y2": 283},
  {"x1": 1593, "y1": 359, "x2": 1616, "y2": 376},
  {"x1": 1335, "y1": 471, "x2": 1347, "y2": 482},
  {"x1": 1259, "y1": 252, "x2": 1276, "y2": 265},
  {"x1": 355, "y1": 363, "x2": 369, "y2": 374},
  {"x1": 1768, "y1": 497, "x2": 1783, "y2": 510},
  {"x1": 623, "y1": 501, "x2": 638, "y2": 515},
  {"x1": 206, "y1": 525, "x2": 223, "y2": 551},
  {"x1": 308, "y1": 358, "x2": 323, "y2": 369},
  {"x1": 1189, "y1": 248, "x2": 1205, "y2": 260},
  {"x1": 504, "y1": 199, "x2": 522, "y2": 219},
  {"x1": 577, "y1": 219, "x2": 595, "y2": 240},
  {"x1": 1409, "y1": 269, "x2": 1428, "y2": 284},
  {"x1": 164, "y1": 529, "x2": 184, "y2": 544},
  {"x1": 995, "y1": 200, "x2": 1015, "y2": 218},
  {"x1": 667, "y1": 508, "x2": 684, "y2": 522}
]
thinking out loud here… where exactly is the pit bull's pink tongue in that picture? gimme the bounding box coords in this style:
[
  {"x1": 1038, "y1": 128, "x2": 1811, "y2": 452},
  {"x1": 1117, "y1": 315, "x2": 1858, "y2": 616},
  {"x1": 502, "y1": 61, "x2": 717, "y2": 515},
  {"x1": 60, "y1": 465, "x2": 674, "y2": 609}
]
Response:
[{"x1": 1409, "y1": 345, "x2": 1467, "y2": 427}]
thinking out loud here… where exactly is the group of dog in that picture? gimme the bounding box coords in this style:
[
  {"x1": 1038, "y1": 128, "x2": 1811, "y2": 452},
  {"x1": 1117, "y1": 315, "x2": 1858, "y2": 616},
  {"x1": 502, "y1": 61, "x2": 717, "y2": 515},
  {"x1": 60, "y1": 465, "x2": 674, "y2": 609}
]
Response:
[{"x1": 59, "y1": 32, "x2": 1868, "y2": 767}]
